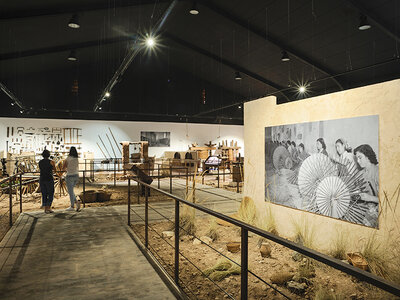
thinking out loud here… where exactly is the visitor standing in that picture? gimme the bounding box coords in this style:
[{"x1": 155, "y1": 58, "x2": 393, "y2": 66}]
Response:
[
  {"x1": 39, "y1": 150, "x2": 55, "y2": 213},
  {"x1": 65, "y1": 147, "x2": 81, "y2": 211}
]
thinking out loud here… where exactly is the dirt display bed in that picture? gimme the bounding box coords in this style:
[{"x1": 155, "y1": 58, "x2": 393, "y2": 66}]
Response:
[{"x1": 132, "y1": 218, "x2": 396, "y2": 300}]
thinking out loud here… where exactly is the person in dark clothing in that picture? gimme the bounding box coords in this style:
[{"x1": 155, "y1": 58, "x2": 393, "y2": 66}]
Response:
[{"x1": 39, "y1": 150, "x2": 56, "y2": 213}]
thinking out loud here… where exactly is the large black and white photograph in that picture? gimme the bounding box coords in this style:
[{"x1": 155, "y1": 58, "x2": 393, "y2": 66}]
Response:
[
  {"x1": 140, "y1": 131, "x2": 170, "y2": 147},
  {"x1": 265, "y1": 115, "x2": 379, "y2": 228}
]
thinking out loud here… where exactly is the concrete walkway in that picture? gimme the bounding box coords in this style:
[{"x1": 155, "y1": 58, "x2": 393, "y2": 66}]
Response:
[{"x1": 0, "y1": 207, "x2": 176, "y2": 300}]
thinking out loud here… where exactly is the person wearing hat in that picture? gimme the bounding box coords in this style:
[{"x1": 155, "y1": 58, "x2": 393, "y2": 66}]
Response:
[{"x1": 39, "y1": 149, "x2": 56, "y2": 213}]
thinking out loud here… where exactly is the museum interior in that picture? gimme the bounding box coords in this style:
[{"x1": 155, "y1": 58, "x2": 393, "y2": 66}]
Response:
[{"x1": 0, "y1": 1, "x2": 400, "y2": 299}]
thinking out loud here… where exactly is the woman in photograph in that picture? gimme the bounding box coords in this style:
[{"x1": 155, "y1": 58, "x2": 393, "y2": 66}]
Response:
[
  {"x1": 334, "y1": 138, "x2": 356, "y2": 174},
  {"x1": 316, "y1": 138, "x2": 328, "y2": 156},
  {"x1": 298, "y1": 143, "x2": 310, "y2": 161},
  {"x1": 354, "y1": 144, "x2": 379, "y2": 204},
  {"x1": 39, "y1": 149, "x2": 55, "y2": 213},
  {"x1": 65, "y1": 146, "x2": 81, "y2": 211}
]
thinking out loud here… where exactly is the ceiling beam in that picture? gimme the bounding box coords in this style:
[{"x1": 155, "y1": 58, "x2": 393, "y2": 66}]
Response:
[
  {"x1": 346, "y1": 0, "x2": 400, "y2": 44},
  {"x1": 199, "y1": 0, "x2": 344, "y2": 91},
  {"x1": 0, "y1": 36, "x2": 135, "y2": 61},
  {"x1": 164, "y1": 32, "x2": 291, "y2": 102},
  {"x1": 0, "y1": 82, "x2": 25, "y2": 110},
  {"x1": 0, "y1": 0, "x2": 170, "y2": 20}
]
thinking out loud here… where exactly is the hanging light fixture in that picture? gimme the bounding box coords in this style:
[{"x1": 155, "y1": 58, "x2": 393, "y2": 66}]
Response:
[
  {"x1": 358, "y1": 14, "x2": 371, "y2": 31},
  {"x1": 68, "y1": 14, "x2": 80, "y2": 29},
  {"x1": 234, "y1": 71, "x2": 242, "y2": 80},
  {"x1": 67, "y1": 50, "x2": 77, "y2": 61},
  {"x1": 189, "y1": 2, "x2": 199, "y2": 15},
  {"x1": 281, "y1": 50, "x2": 290, "y2": 62}
]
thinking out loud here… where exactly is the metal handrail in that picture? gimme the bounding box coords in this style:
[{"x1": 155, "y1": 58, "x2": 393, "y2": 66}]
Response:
[{"x1": 128, "y1": 177, "x2": 400, "y2": 298}]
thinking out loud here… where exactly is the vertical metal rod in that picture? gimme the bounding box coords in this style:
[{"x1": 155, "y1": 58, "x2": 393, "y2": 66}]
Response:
[
  {"x1": 19, "y1": 174, "x2": 22, "y2": 213},
  {"x1": 145, "y1": 186, "x2": 149, "y2": 248},
  {"x1": 82, "y1": 171, "x2": 86, "y2": 208},
  {"x1": 217, "y1": 165, "x2": 220, "y2": 188},
  {"x1": 114, "y1": 164, "x2": 116, "y2": 187},
  {"x1": 237, "y1": 181, "x2": 240, "y2": 193},
  {"x1": 169, "y1": 165, "x2": 172, "y2": 194},
  {"x1": 158, "y1": 164, "x2": 160, "y2": 189},
  {"x1": 202, "y1": 174, "x2": 204, "y2": 185},
  {"x1": 241, "y1": 228, "x2": 248, "y2": 300},
  {"x1": 137, "y1": 181, "x2": 140, "y2": 204},
  {"x1": 9, "y1": 177, "x2": 13, "y2": 227},
  {"x1": 223, "y1": 163, "x2": 225, "y2": 182},
  {"x1": 128, "y1": 178, "x2": 131, "y2": 226},
  {"x1": 186, "y1": 167, "x2": 188, "y2": 187},
  {"x1": 174, "y1": 199, "x2": 180, "y2": 285}
]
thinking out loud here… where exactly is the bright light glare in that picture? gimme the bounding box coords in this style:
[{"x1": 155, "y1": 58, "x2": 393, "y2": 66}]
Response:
[
  {"x1": 299, "y1": 86, "x2": 306, "y2": 93},
  {"x1": 105, "y1": 92, "x2": 110, "y2": 98},
  {"x1": 146, "y1": 37, "x2": 155, "y2": 48}
]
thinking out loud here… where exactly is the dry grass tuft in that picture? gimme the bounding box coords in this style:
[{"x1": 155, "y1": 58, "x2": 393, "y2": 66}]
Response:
[
  {"x1": 360, "y1": 233, "x2": 391, "y2": 279},
  {"x1": 256, "y1": 201, "x2": 278, "y2": 246},
  {"x1": 177, "y1": 173, "x2": 198, "y2": 236},
  {"x1": 291, "y1": 215, "x2": 316, "y2": 249},
  {"x1": 237, "y1": 196, "x2": 257, "y2": 225},
  {"x1": 330, "y1": 227, "x2": 348, "y2": 260},
  {"x1": 314, "y1": 286, "x2": 344, "y2": 300},
  {"x1": 206, "y1": 217, "x2": 219, "y2": 241},
  {"x1": 202, "y1": 259, "x2": 240, "y2": 281}
]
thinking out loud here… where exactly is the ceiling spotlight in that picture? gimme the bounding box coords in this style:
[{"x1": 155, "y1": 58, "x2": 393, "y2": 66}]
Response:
[
  {"x1": 238, "y1": 105, "x2": 242, "y2": 109},
  {"x1": 189, "y1": 2, "x2": 199, "y2": 15},
  {"x1": 358, "y1": 14, "x2": 371, "y2": 31},
  {"x1": 299, "y1": 86, "x2": 306, "y2": 93},
  {"x1": 11, "y1": 102, "x2": 15, "y2": 106},
  {"x1": 281, "y1": 50, "x2": 290, "y2": 62},
  {"x1": 19, "y1": 109, "x2": 24, "y2": 114},
  {"x1": 234, "y1": 71, "x2": 242, "y2": 80},
  {"x1": 68, "y1": 14, "x2": 80, "y2": 29},
  {"x1": 105, "y1": 92, "x2": 110, "y2": 98},
  {"x1": 146, "y1": 37, "x2": 155, "y2": 48},
  {"x1": 67, "y1": 50, "x2": 77, "y2": 61},
  {"x1": 99, "y1": 107, "x2": 102, "y2": 111}
]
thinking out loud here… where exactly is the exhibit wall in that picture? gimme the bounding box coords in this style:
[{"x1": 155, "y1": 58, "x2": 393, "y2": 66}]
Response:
[
  {"x1": 0, "y1": 118, "x2": 244, "y2": 158},
  {"x1": 244, "y1": 79, "x2": 400, "y2": 250}
]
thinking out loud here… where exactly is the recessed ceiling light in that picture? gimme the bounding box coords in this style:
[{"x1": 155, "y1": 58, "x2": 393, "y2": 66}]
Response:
[
  {"x1": 105, "y1": 92, "x2": 110, "y2": 98},
  {"x1": 67, "y1": 50, "x2": 77, "y2": 61},
  {"x1": 234, "y1": 71, "x2": 242, "y2": 80},
  {"x1": 68, "y1": 14, "x2": 80, "y2": 29},
  {"x1": 299, "y1": 86, "x2": 306, "y2": 93},
  {"x1": 146, "y1": 37, "x2": 155, "y2": 48},
  {"x1": 189, "y1": 2, "x2": 199, "y2": 15},
  {"x1": 281, "y1": 50, "x2": 290, "y2": 62},
  {"x1": 358, "y1": 15, "x2": 371, "y2": 31}
]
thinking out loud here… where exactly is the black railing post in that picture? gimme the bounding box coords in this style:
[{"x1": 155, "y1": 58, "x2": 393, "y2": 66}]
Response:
[
  {"x1": 145, "y1": 186, "x2": 149, "y2": 248},
  {"x1": 82, "y1": 171, "x2": 86, "y2": 208},
  {"x1": 169, "y1": 165, "x2": 172, "y2": 194},
  {"x1": 19, "y1": 174, "x2": 22, "y2": 213},
  {"x1": 202, "y1": 174, "x2": 204, "y2": 185},
  {"x1": 186, "y1": 167, "x2": 188, "y2": 187},
  {"x1": 237, "y1": 181, "x2": 240, "y2": 194},
  {"x1": 158, "y1": 164, "x2": 160, "y2": 189},
  {"x1": 174, "y1": 199, "x2": 180, "y2": 286},
  {"x1": 114, "y1": 163, "x2": 116, "y2": 187},
  {"x1": 241, "y1": 228, "x2": 248, "y2": 300},
  {"x1": 128, "y1": 178, "x2": 131, "y2": 226},
  {"x1": 217, "y1": 165, "x2": 220, "y2": 188},
  {"x1": 137, "y1": 181, "x2": 140, "y2": 204},
  {"x1": 9, "y1": 177, "x2": 13, "y2": 227}
]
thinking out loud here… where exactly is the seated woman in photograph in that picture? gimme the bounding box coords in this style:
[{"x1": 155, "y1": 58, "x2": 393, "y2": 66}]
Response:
[
  {"x1": 64, "y1": 147, "x2": 81, "y2": 211},
  {"x1": 39, "y1": 150, "x2": 56, "y2": 213},
  {"x1": 298, "y1": 143, "x2": 310, "y2": 161},
  {"x1": 316, "y1": 138, "x2": 328, "y2": 156},
  {"x1": 354, "y1": 144, "x2": 379, "y2": 204},
  {"x1": 334, "y1": 138, "x2": 356, "y2": 174}
]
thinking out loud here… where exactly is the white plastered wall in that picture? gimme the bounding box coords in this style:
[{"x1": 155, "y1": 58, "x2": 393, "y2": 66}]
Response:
[
  {"x1": 0, "y1": 118, "x2": 244, "y2": 158},
  {"x1": 244, "y1": 79, "x2": 400, "y2": 251}
]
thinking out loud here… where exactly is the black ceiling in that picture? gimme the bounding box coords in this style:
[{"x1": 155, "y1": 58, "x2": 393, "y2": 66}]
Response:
[{"x1": 0, "y1": 0, "x2": 399, "y2": 124}]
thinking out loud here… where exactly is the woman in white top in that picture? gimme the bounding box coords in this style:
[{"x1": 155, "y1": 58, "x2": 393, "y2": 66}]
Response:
[{"x1": 65, "y1": 146, "x2": 81, "y2": 211}]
